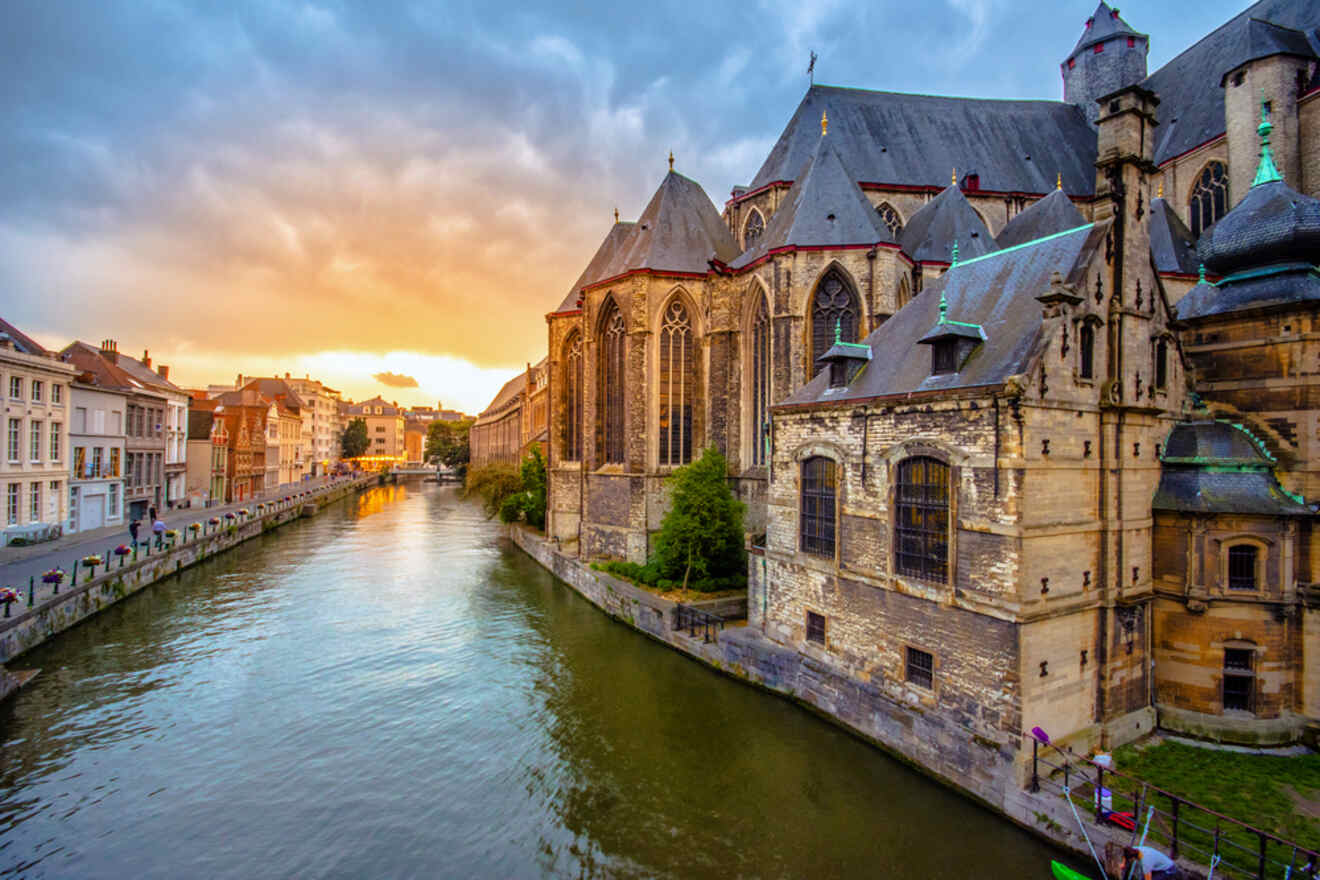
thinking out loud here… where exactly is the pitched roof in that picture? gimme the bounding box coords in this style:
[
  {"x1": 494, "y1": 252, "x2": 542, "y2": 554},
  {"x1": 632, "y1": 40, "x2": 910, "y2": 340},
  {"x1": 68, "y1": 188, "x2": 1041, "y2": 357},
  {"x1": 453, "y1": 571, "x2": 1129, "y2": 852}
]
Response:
[
  {"x1": 899, "y1": 184, "x2": 998, "y2": 264},
  {"x1": 1069, "y1": 2, "x2": 1145, "y2": 56},
  {"x1": 1144, "y1": 0, "x2": 1320, "y2": 166},
  {"x1": 213, "y1": 388, "x2": 268, "y2": 409},
  {"x1": 1221, "y1": 18, "x2": 1318, "y2": 84},
  {"x1": 475, "y1": 372, "x2": 527, "y2": 423},
  {"x1": 555, "y1": 221, "x2": 637, "y2": 311},
  {"x1": 346, "y1": 396, "x2": 401, "y2": 415},
  {"x1": 241, "y1": 377, "x2": 305, "y2": 411},
  {"x1": 613, "y1": 171, "x2": 738, "y2": 275},
  {"x1": 1148, "y1": 197, "x2": 1200, "y2": 276},
  {"x1": 1196, "y1": 179, "x2": 1320, "y2": 276},
  {"x1": 114, "y1": 351, "x2": 185, "y2": 396},
  {"x1": 730, "y1": 133, "x2": 892, "y2": 270},
  {"x1": 745, "y1": 85, "x2": 1097, "y2": 196},
  {"x1": 995, "y1": 188, "x2": 1086, "y2": 249},
  {"x1": 1154, "y1": 421, "x2": 1310, "y2": 515},
  {"x1": 780, "y1": 222, "x2": 1107, "y2": 407},
  {"x1": 60, "y1": 341, "x2": 160, "y2": 394},
  {"x1": 0, "y1": 317, "x2": 48, "y2": 356}
]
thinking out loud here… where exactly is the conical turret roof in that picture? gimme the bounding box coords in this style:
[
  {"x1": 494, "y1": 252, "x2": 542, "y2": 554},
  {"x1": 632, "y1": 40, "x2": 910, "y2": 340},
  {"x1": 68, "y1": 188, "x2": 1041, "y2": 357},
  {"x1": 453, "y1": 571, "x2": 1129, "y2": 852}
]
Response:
[
  {"x1": 731, "y1": 132, "x2": 891, "y2": 270},
  {"x1": 1069, "y1": 2, "x2": 1144, "y2": 57},
  {"x1": 996, "y1": 188, "x2": 1086, "y2": 249},
  {"x1": 610, "y1": 171, "x2": 738, "y2": 276},
  {"x1": 556, "y1": 221, "x2": 636, "y2": 311},
  {"x1": 900, "y1": 184, "x2": 998, "y2": 265}
]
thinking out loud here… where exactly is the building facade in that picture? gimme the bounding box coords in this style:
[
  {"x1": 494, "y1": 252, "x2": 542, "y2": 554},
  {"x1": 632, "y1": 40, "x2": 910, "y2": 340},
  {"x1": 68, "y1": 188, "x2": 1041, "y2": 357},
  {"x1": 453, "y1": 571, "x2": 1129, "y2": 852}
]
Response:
[
  {"x1": 284, "y1": 375, "x2": 342, "y2": 476},
  {"x1": 186, "y1": 400, "x2": 228, "y2": 507},
  {"x1": 67, "y1": 381, "x2": 128, "y2": 534},
  {"x1": 470, "y1": 360, "x2": 547, "y2": 468},
  {"x1": 115, "y1": 351, "x2": 189, "y2": 508},
  {"x1": 343, "y1": 397, "x2": 406, "y2": 465}
]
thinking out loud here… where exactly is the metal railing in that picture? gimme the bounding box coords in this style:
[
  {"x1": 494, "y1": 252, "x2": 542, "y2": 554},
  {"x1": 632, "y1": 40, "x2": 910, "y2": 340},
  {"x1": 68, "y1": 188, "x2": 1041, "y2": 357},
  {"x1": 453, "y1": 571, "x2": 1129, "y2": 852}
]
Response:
[
  {"x1": 672, "y1": 604, "x2": 724, "y2": 643},
  {"x1": 1028, "y1": 734, "x2": 1319, "y2": 879}
]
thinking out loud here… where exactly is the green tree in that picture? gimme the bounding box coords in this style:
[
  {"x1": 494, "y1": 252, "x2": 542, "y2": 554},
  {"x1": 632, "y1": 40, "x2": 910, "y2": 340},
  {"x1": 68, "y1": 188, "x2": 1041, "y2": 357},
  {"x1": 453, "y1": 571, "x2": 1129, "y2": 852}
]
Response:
[
  {"x1": 425, "y1": 419, "x2": 471, "y2": 472},
  {"x1": 652, "y1": 447, "x2": 746, "y2": 589},
  {"x1": 465, "y1": 462, "x2": 522, "y2": 518},
  {"x1": 502, "y1": 446, "x2": 546, "y2": 529},
  {"x1": 341, "y1": 418, "x2": 369, "y2": 458}
]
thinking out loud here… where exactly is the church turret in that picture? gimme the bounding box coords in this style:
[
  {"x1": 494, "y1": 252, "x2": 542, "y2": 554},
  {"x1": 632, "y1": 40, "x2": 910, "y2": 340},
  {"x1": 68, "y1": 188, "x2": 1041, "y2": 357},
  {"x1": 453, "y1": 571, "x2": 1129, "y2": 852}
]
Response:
[{"x1": 1062, "y1": 3, "x2": 1148, "y2": 127}]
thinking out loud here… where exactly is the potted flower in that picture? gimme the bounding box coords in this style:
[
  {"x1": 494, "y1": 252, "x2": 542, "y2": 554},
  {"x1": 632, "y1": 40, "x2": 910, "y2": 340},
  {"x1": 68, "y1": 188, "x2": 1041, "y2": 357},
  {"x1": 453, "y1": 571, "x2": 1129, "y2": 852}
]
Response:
[
  {"x1": 224, "y1": 512, "x2": 235, "y2": 520},
  {"x1": 42, "y1": 567, "x2": 64, "y2": 585},
  {"x1": 237, "y1": 508, "x2": 250, "y2": 517},
  {"x1": 82, "y1": 554, "x2": 104, "y2": 577},
  {"x1": 208, "y1": 516, "x2": 220, "y2": 526},
  {"x1": 256, "y1": 503, "x2": 265, "y2": 512},
  {"x1": 114, "y1": 544, "x2": 132, "y2": 566},
  {"x1": 0, "y1": 586, "x2": 19, "y2": 617},
  {"x1": 189, "y1": 522, "x2": 201, "y2": 534},
  {"x1": 165, "y1": 529, "x2": 180, "y2": 543}
]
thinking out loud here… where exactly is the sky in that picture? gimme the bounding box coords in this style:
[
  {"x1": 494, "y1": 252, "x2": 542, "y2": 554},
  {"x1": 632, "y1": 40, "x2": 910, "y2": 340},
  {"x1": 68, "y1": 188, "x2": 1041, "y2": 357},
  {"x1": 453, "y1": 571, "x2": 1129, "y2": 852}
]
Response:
[{"x1": 1, "y1": 0, "x2": 1252, "y2": 414}]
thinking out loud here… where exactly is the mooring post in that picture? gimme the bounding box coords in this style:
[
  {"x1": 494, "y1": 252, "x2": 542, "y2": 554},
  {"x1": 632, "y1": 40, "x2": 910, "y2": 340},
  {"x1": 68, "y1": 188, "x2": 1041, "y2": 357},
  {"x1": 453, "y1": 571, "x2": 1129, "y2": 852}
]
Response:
[
  {"x1": 28, "y1": 576, "x2": 35, "y2": 606},
  {"x1": 70, "y1": 561, "x2": 77, "y2": 587}
]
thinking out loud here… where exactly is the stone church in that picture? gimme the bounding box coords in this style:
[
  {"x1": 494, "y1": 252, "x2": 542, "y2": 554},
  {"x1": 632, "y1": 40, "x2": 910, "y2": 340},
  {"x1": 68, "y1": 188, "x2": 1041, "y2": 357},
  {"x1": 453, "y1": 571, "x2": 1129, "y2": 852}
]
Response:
[{"x1": 528, "y1": 0, "x2": 1320, "y2": 751}]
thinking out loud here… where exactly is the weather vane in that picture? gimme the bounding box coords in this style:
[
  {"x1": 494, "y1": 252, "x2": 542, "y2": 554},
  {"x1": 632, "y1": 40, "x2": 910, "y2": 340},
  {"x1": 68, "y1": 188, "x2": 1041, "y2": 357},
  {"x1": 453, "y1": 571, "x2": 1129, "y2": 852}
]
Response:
[{"x1": 808, "y1": 50, "x2": 818, "y2": 86}]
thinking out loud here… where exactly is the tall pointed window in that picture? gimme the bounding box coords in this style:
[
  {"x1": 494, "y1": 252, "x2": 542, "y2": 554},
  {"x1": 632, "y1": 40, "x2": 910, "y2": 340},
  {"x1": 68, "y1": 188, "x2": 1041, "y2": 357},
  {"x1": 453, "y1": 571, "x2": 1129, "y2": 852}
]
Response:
[
  {"x1": 743, "y1": 209, "x2": 765, "y2": 250},
  {"x1": 1080, "y1": 323, "x2": 1096, "y2": 380},
  {"x1": 563, "y1": 331, "x2": 583, "y2": 460},
  {"x1": 876, "y1": 202, "x2": 903, "y2": 239},
  {"x1": 659, "y1": 298, "x2": 696, "y2": 466},
  {"x1": 599, "y1": 301, "x2": 626, "y2": 464},
  {"x1": 895, "y1": 456, "x2": 949, "y2": 582},
  {"x1": 1155, "y1": 338, "x2": 1168, "y2": 389},
  {"x1": 1189, "y1": 162, "x2": 1228, "y2": 238},
  {"x1": 811, "y1": 270, "x2": 860, "y2": 368},
  {"x1": 750, "y1": 294, "x2": 771, "y2": 466}
]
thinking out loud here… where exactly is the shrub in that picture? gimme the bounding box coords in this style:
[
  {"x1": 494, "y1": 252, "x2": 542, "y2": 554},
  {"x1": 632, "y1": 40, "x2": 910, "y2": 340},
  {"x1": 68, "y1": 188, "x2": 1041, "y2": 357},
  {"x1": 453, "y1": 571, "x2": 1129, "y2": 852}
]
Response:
[
  {"x1": 465, "y1": 462, "x2": 523, "y2": 518},
  {"x1": 652, "y1": 447, "x2": 746, "y2": 590}
]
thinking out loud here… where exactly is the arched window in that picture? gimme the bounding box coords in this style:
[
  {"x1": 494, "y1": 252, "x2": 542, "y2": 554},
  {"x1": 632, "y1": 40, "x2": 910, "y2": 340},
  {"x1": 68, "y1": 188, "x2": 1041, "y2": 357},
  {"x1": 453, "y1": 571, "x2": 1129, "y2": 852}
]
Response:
[
  {"x1": 1189, "y1": 162, "x2": 1228, "y2": 238},
  {"x1": 895, "y1": 456, "x2": 949, "y2": 582},
  {"x1": 599, "y1": 300, "x2": 626, "y2": 464},
  {"x1": 1079, "y1": 322, "x2": 1096, "y2": 380},
  {"x1": 658, "y1": 298, "x2": 696, "y2": 466},
  {"x1": 563, "y1": 331, "x2": 583, "y2": 460},
  {"x1": 1228, "y1": 544, "x2": 1258, "y2": 590},
  {"x1": 897, "y1": 276, "x2": 911, "y2": 310},
  {"x1": 810, "y1": 269, "x2": 860, "y2": 368},
  {"x1": 800, "y1": 456, "x2": 836, "y2": 556},
  {"x1": 876, "y1": 202, "x2": 903, "y2": 239},
  {"x1": 743, "y1": 209, "x2": 765, "y2": 250},
  {"x1": 1155, "y1": 338, "x2": 1168, "y2": 389},
  {"x1": 750, "y1": 293, "x2": 771, "y2": 467}
]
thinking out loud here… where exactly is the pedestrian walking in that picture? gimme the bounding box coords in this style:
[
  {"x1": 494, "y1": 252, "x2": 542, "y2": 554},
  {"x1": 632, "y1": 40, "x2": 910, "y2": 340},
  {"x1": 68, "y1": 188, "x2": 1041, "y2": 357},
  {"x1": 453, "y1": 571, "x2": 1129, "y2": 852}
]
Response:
[
  {"x1": 129, "y1": 518, "x2": 140, "y2": 547},
  {"x1": 149, "y1": 505, "x2": 158, "y2": 523},
  {"x1": 152, "y1": 518, "x2": 166, "y2": 548}
]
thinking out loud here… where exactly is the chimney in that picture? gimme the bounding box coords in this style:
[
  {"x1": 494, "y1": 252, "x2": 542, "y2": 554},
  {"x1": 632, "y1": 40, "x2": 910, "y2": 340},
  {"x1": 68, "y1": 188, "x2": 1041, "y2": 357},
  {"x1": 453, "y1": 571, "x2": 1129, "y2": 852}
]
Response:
[
  {"x1": 157, "y1": 365, "x2": 170, "y2": 380},
  {"x1": 142, "y1": 349, "x2": 151, "y2": 368},
  {"x1": 100, "y1": 339, "x2": 119, "y2": 364}
]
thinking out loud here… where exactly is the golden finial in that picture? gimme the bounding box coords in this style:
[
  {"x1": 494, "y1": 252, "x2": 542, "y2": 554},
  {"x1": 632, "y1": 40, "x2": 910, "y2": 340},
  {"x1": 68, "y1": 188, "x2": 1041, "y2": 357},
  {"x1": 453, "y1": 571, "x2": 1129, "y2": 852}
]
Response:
[
  {"x1": 1056, "y1": 172, "x2": 1062, "y2": 190},
  {"x1": 821, "y1": 110, "x2": 828, "y2": 136},
  {"x1": 952, "y1": 167, "x2": 957, "y2": 187},
  {"x1": 613, "y1": 207, "x2": 619, "y2": 223},
  {"x1": 668, "y1": 150, "x2": 674, "y2": 171},
  {"x1": 1157, "y1": 180, "x2": 1164, "y2": 199}
]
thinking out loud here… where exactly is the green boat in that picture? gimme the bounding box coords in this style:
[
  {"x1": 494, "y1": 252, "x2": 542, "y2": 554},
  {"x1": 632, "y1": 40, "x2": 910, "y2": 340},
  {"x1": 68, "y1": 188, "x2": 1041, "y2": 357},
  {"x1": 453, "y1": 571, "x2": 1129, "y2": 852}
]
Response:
[{"x1": 1051, "y1": 861, "x2": 1093, "y2": 880}]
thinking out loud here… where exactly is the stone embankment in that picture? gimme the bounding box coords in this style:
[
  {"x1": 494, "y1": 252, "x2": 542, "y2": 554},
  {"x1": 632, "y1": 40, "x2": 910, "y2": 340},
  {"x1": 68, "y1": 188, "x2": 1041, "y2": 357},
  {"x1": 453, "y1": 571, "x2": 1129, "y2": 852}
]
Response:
[{"x1": 0, "y1": 475, "x2": 376, "y2": 683}]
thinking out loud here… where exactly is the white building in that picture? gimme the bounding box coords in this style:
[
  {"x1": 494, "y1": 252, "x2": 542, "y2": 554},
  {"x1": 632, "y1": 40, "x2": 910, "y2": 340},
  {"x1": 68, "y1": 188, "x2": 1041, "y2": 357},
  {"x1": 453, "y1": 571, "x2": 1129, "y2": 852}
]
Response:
[
  {"x1": 67, "y1": 381, "x2": 128, "y2": 534},
  {"x1": 284, "y1": 375, "x2": 342, "y2": 476},
  {"x1": 0, "y1": 317, "x2": 76, "y2": 542}
]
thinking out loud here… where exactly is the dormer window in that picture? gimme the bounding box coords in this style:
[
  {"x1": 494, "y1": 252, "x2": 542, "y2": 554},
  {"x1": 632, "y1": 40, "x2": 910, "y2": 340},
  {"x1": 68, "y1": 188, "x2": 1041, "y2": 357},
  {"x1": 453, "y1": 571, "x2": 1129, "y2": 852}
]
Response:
[
  {"x1": 918, "y1": 290, "x2": 984, "y2": 377},
  {"x1": 829, "y1": 361, "x2": 848, "y2": 388},
  {"x1": 963, "y1": 174, "x2": 980, "y2": 192},
  {"x1": 932, "y1": 340, "x2": 958, "y2": 375}
]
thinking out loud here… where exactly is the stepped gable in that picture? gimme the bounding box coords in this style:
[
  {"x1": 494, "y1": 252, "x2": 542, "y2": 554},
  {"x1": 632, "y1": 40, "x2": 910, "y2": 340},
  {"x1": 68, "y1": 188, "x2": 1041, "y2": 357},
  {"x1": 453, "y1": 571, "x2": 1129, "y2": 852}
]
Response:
[
  {"x1": 555, "y1": 221, "x2": 636, "y2": 312},
  {"x1": 1154, "y1": 421, "x2": 1310, "y2": 515},
  {"x1": 1070, "y1": 2, "x2": 1144, "y2": 55},
  {"x1": 995, "y1": 188, "x2": 1086, "y2": 249},
  {"x1": 780, "y1": 222, "x2": 1106, "y2": 406},
  {"x1": 1144, "y1": 0, "x2": 1320, "y2": 166},
  {"x1": 899, "y1": 183, "x2": 999, "y2": 265},
  {"x1": 607, "y1": 171, "x2": 738, "y2": 278},
  {"x1": 744, "y1": 85, "x2": 1097, "y2": 197},
  {"x1": 1148, "y1": 197, "x2": 1200, "y2": 276},
  {"x1": 731, "y1": 133, "x2": 892, "y2": 270}
]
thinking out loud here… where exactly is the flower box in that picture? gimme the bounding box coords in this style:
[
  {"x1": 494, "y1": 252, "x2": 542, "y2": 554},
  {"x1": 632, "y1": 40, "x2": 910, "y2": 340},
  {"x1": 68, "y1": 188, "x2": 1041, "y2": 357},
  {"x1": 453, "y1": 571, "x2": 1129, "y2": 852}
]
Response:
[
  {"x1": 113, "y1": 544, "x2": 132, "y2": 556},
  {"x1": 42, "y1": 568, "x2": 64, "y2": 584},
  {"x1": 208, "y1": 517, "x2": 221, "y2": 526}
]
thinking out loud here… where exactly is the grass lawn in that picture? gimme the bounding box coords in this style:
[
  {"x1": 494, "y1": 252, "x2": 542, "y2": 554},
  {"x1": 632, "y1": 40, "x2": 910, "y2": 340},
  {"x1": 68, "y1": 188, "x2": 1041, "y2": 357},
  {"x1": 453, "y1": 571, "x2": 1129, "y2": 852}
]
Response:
[{"x1": 1112, "y1": 739, "x2": 1320, "y2": 860}]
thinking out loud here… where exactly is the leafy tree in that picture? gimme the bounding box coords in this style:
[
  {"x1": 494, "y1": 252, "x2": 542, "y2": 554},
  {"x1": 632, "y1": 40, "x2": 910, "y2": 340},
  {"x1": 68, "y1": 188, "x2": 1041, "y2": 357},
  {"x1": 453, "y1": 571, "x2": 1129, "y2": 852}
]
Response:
[
  {"x1": 652, "y1": 447, "x2": 746, "y2": 590},
  {"x1": 502, "y1": 447, "x2": 546, "y2": 529},
  {"x1": 341, "y1": 418, "x2": 369, "y2": 458},
  {"x1": 425, "y1": 419, "x2": 472, "y2": 472},
  {"x1": 465, "y1": 462, "x2": 522, "y2": 518}
]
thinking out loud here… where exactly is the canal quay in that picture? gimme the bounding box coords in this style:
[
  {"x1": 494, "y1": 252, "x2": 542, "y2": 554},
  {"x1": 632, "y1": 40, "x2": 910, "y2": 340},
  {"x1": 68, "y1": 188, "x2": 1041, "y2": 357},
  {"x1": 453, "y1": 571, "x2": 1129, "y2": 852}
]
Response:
[{"x1": 0, "y1": 479, "x2": 1083, "y2": 879}]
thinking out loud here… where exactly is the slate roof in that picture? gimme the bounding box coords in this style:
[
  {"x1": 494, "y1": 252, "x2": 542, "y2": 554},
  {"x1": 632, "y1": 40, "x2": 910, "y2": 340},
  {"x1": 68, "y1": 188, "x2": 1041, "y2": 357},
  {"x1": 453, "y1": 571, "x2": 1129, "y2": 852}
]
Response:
[
  {"x1": 1154, "y1": 421, "x2": 1310, "y2": 515},
  {"x1": 730, "y1": 133, "x2": 892, "y2": 270},
  {"x1": 779, "y1": 222, "x2": 1107, "y2": 407},
  {"x1": 1176, "y1": 264, "x2": 1320, "y2": 321},
  {"x1": 610, "y1": 171, "x2": 738, "y2": 278},
  {"x1": 1148, "y1": 198, "x2": 1200, "y2": 276},
  {"x1": 995, "y1": 188, "x2": 1086, "y2": 249},
  {"x1": 115, "y1": 351, "x2": 185, "y2": 396},
  {"x1": 745, "y1": 85, "x2": 1098, "y2": 197},
  {"x1": 1069, "y1": 2, "x2": 1145, "y2": 56},
  {"x1": 1220, "y1": 18, "x2": 1318, "y2": 84},
  {"x1": 899, "y1": 184, "x2": 999, "y2": 265},
  {"x1": 475, "y1": 373, "x2": 527, "y2": 422},
  {"x1": 0, "y1": 317, "x2": 48, "y2": 357},
  {"x1": 1144, "y1": 0, "x2": 1320, "y2": 166},
  {"x1": 555, "y1": 222, "x2": 636, "y2": 312},
  {"x1": 1197, "y1": 179, "x2": 1320, "y2": 275}
]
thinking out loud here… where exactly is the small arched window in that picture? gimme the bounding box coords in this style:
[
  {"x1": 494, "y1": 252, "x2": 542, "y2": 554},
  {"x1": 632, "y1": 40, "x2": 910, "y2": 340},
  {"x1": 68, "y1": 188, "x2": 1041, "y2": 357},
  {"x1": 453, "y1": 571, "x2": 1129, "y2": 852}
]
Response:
[
  {"x1": 895, "y1": 456, "x2": 950, "y2": 582},
  {"x1": 750, "y1": 293, "x2": 771, "y2": 467},
  {"x1": 599, "y1": 300, "x2": 626, "y2": 464},
  {"x1": 743, "y1": 209, "x2": 765, "y2": 250},
  {"x1": 1189, "y1": 162, "x2": 1228, "y2": 238},
  {"x1": 658, "y1": 298, "x2": 696, "y2": 466},
  {"x1": 1155, "y1": 338, "x2": 1168, "y2": 389},
  {"x1": 876, "y1": 202, "x2": 903, "y2": 239},
  {"x1": 810, "y1": 269, "x2": 860, "y2": 368},
  {"x1": 563, "y1": 331, "x2": 583, "y2": 460},
  {"x1": 800, "y1": 456, "x2": 837, "y2": 557},
  {"x1": 1080, "y1": 323, "x2": 1096, "y2": 380},
  {"x1": 1228, "y1": 544, "x2": 1258, "y2": 591}
]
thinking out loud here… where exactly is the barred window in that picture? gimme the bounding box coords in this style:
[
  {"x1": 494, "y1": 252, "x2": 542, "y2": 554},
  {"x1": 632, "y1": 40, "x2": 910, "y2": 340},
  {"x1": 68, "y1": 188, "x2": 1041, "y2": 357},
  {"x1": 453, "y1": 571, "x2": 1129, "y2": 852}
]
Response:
[
  {"x1": 1080, "y1": 323, "x2": 1096, "y2": 379},
  {"x1": 658, "y1": 298, "x2": 695, "y2": 466},
  {"x1": 743, "y1": 209, "x2": 765, "y2": 249},
  {"x1": 875, "y1": 202, "x2": 903, "y2": 239},
  {"x1": 895, "y1": 456, "x2": 949, "y2": 582},
  {"x1": 906, "y1": 647, "x2": 934, "y2": 689},
  {"x1": 1189, "y1": 162, "x2": 1228, "y2": 238},
  {"x1": 563, "y1": 331, "x2": 583, "y2": 460},
  {"x1": 810, "y1": 270, "x2": 859, "y2": 368},
  {"x1": 599, "y1": 300, "x2": 626, "y2": 464},
  {"x1": 800, "y1": 456, "x2": 837, "y2": 557},
  {"x1": 750, "y1": 294, "x2": 771, "y2": 467},
  {"x1": 1228, "y1": 545, "x2": 1257, "y2": 591},
  {"x1": 1223, "y1": 648, "x2": 1254, "y2": 712},
  {"x1": 806, "y1": 611, "x2": 826, "y2": 645}
]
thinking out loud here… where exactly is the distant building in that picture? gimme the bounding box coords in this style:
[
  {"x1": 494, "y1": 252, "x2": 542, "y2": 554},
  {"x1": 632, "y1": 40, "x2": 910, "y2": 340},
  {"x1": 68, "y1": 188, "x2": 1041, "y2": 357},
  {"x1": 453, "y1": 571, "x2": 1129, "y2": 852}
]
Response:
[
  {"x1": 186, "y1": 399, "x2": 228, "y2": 507},
  {"x1": 116, "y1": 349, "x2": 188, "y2": 508},
  {"x1": 470, "y1": 359, "x2": 546, "y2": 467},
  {"x1": 209, "y1": 389, "x2": 270, "y2": 502},
  {"x1": 283, "y1": 375, "x2": 342, "y2": 476},
  {"x1": 342, "y1": 397, "x2": 405, "y2": 463},
  {"x1": 67, "y1": 380, "x2": 128, "y2": 533}
]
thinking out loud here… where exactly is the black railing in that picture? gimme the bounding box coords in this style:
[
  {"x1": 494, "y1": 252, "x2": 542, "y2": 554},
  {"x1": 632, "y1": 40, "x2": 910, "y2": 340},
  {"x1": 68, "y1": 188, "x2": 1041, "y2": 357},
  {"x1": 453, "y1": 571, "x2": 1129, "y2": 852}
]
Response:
[
  {"x1": 672, "y1": 604, "x2": 723, "y2": 643},
  {"x1": 1028, "y1": 734, "x2": 1319, "y2": 879}
]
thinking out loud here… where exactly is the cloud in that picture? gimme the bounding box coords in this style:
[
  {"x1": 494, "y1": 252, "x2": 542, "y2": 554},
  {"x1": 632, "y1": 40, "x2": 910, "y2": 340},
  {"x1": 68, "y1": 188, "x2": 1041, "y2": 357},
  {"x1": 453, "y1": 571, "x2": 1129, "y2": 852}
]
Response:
[{"x1": 373, "y1": 371, "x2": 419, "y2": 388}]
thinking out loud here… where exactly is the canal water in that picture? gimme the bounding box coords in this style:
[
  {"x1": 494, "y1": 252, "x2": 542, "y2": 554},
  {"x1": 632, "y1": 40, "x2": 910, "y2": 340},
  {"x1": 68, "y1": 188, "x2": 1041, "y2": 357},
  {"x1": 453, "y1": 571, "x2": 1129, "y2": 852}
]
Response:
[{"x1": 0, "y1": 482, "x2": 1078, "y2": 878}]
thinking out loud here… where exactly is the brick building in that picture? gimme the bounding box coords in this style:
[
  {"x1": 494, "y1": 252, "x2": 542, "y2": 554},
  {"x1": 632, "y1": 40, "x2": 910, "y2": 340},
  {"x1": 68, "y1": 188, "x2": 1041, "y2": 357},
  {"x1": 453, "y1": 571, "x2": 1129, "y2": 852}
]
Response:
[{"x1": 470, "y1": 359, "x2": 547, "y2": 468}]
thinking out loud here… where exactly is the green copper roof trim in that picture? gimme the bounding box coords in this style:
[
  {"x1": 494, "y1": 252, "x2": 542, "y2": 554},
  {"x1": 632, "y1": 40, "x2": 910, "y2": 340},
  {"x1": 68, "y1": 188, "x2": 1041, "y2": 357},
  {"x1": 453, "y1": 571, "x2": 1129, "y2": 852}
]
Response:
[
  {"x1": 1252, "y1": 93, "x2": 1283, "y2": 187},
  {"x1": 932, "y1": 287, "x2": 983, "y2": 334},
  {"x1": 955, "y1": 222, "x2": 1096, "y2": 268},
  {"x1": 1214, "y1": 263, "x2": 1319, "y2": 287},
  {"x1": 835, "y1": 342, "x2": 871, "y2": 351}
]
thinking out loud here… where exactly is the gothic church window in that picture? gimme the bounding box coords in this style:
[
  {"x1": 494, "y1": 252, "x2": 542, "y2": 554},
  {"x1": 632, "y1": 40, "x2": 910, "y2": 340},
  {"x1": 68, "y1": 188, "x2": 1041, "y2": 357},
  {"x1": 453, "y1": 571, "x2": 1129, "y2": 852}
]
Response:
[
  {"x1": 1189, "y1": 162, "x2": 1228, "y2": 238},
  {"x1": 658, "y1": 298, "x2": 695, "y2": 466},
  {"x1": 799, "y1": 456, "x2": 836, "y2": 557},
  {"x1": 810, "y1": 270, "x2": 860, "y2": 369},
  {"x1": 599, "y1": 300, "x2": 627, "y2": 464},
  {"x1": 743, "y1": 209, "x2": 765, "y2": 250},
  {"x1": 563, "y1": 331, "x2": 583, "y2": 460},
  {"x1": 894, "y1": 456, "x2": 949, "y2": 582},
  {"x1": 750, "y1": 294, "x2": 771, "y2": 467},
  {"x1": 1080, "y1": 323, "x2": 1096, "y2": 379},
  {"x1": 876, "y1": 202, "x2": 903, "y2": 239}
]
